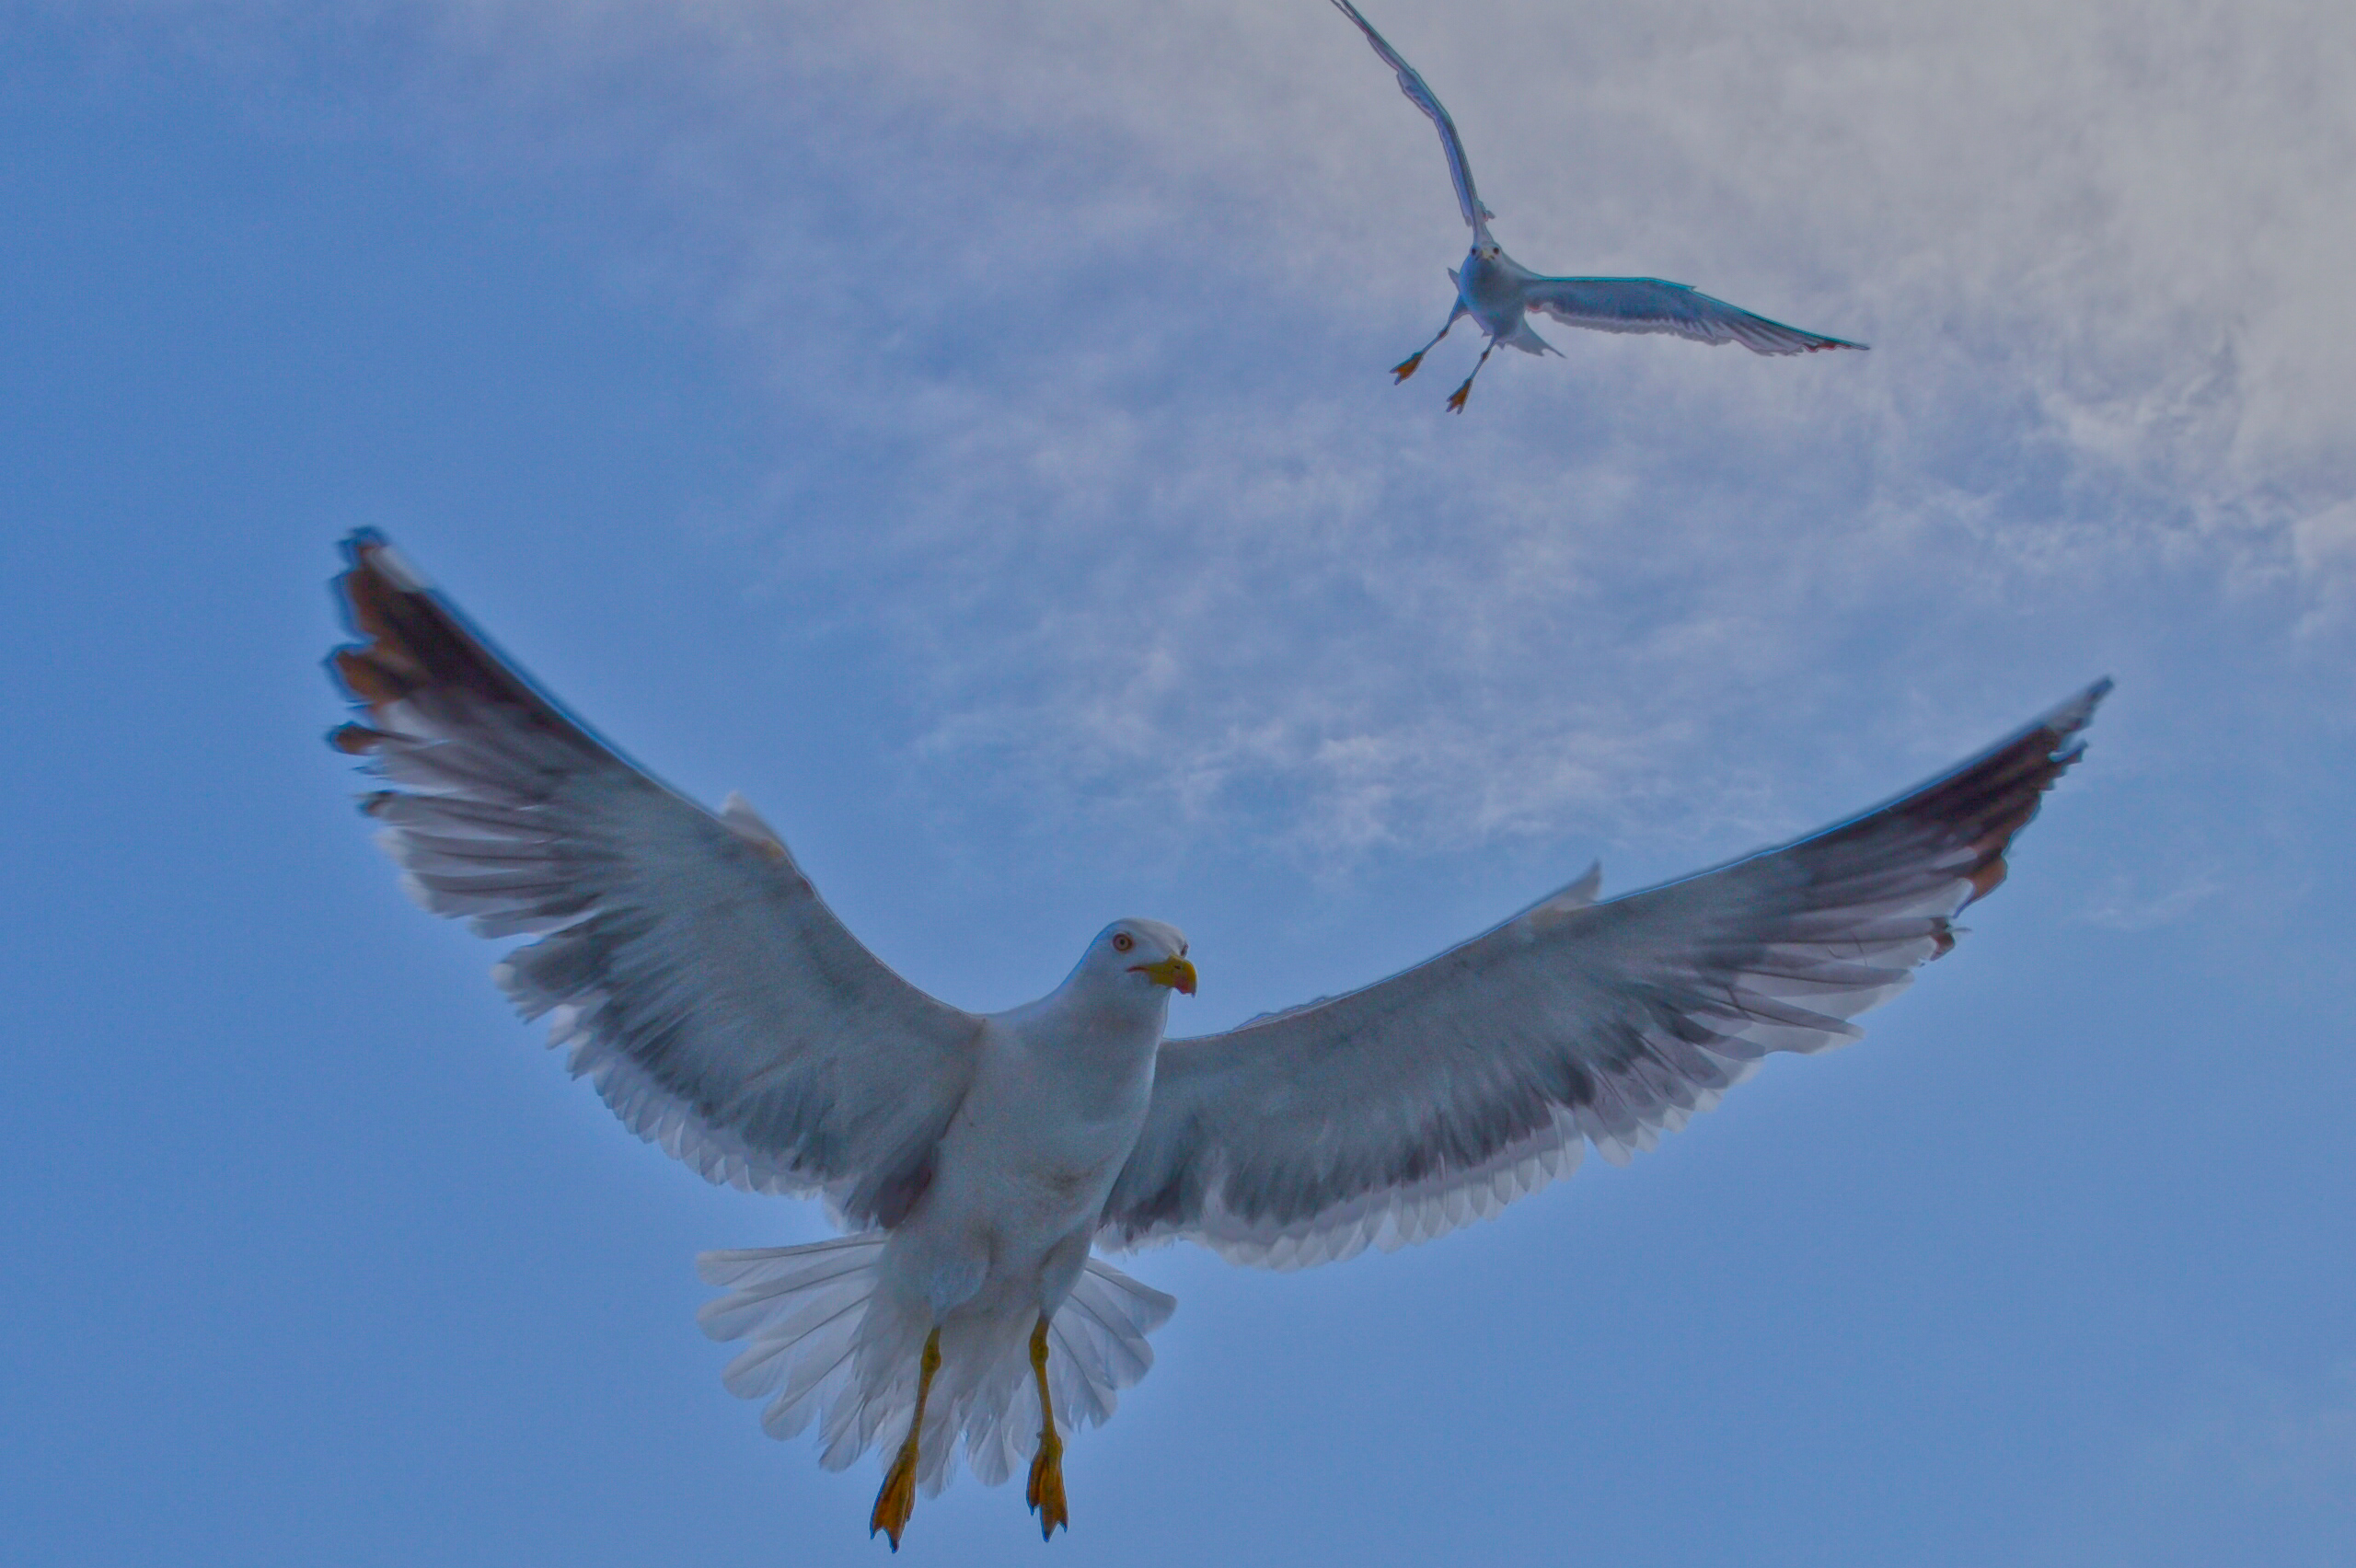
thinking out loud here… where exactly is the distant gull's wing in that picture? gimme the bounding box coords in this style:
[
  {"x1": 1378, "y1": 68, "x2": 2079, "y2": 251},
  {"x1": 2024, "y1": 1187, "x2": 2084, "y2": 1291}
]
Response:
[
  {"x1": 1101, "y1": 683, "x2": 2106, "y2": 1269},
  {"x1": 1520, "y1": 275, "x2": 1867, "y2": 354},
  {"x1": 326, "y1": 532, "x2": 980, "y2": 1228},
  {"x1": 1328, "y1": 0, "x2": 1495, "y2": 231}
]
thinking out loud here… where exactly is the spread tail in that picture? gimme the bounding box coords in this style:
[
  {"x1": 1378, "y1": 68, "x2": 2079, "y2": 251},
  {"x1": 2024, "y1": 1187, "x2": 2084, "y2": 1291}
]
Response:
[{"x1": 698, "y1": 1238, "x2": 1174, "y2": 1493}]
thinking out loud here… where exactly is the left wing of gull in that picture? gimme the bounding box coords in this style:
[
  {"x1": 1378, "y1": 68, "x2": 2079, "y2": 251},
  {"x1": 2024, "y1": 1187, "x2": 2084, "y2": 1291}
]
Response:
[
  {"x1": 1101, "y1": 683, "x2": 2106, "y2": 1268},
  {"x1": 325, "y1": 532, "x2": 982, "y2": 1227},
  {"x1": 1522, "y1": 275, "x2": 1866, "y2": 354},
  {"x1": 1328, "y1": 0, "x2": 1495, "y2": 230}
]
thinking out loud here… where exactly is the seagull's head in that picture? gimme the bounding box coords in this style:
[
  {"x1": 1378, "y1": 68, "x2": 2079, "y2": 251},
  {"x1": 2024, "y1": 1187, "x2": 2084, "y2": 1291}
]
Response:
[{"x1": 1085, "y1": 919, "x2": 1195, "y2": 999}]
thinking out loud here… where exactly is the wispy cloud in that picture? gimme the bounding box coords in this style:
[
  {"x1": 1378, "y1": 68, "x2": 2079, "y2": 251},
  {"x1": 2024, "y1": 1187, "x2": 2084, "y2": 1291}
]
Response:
[
  {"x1": 88, "y1": 0, "x2": 2356, "y2": 859},
  {"x1": 2027, "y1": 1360, "x2": 2356, "y2": 1566},
  {"x1": 2076, "y1": 866, "x2": 2226, "y2": 931}
]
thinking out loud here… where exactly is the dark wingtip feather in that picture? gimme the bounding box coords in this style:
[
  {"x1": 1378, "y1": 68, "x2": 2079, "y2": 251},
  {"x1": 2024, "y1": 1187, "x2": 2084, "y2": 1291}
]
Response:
[
  {"x1": 1941, "y1": 678, "x2": 2111, "y2": 911},
  {"x1": 328, "y1": 721, "x2": 388, "y2": 755},
  {"x1": 2041, "y1": 677, "x2": 2113, "y2": 740},
  {"x1": 321, "y1": 531, "x2": 635, "y2": 760}
]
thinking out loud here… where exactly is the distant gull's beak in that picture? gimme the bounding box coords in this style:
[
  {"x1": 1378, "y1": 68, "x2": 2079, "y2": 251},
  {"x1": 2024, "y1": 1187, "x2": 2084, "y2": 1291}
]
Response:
[{"x1": 1131, "y1": 955, "x2": 1197, "y2": 996}]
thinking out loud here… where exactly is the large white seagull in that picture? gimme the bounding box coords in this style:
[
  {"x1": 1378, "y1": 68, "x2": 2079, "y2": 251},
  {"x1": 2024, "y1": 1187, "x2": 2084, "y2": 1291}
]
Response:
[{"x1": 325, "y1": 531, "x2": 2104, "y2": 1548}]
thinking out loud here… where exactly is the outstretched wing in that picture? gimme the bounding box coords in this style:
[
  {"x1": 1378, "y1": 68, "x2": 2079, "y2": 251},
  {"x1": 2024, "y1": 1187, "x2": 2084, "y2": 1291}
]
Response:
[
  {"x1": 326, "y1": 532, "x2": 979, "y2": 1227},
  {"x1": 1328, "y1": 0, "x2": 1495, "y2": 231},
  {"x1": 1521, "y1": 275, "x2": 1866, "y2": 354},
  {"x1": 1102, "y1": 684, "x2": 2107, "y2": 1268}
]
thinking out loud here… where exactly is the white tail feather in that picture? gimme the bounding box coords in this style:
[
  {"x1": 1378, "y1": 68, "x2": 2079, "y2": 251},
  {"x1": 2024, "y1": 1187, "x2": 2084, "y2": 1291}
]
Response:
[{"x1": 696, "y1": 1237, "x2": 1174, "y2": 1492}]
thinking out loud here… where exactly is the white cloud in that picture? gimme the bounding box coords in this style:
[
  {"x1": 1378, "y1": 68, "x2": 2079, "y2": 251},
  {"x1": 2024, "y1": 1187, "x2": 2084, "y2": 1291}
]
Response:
[
  {"x1": 2292, "y1": 501, "x2": 2356, "y2": 627},
  {"x1": 88, "y1": 0, "x2": 2356, "y2": 859}
]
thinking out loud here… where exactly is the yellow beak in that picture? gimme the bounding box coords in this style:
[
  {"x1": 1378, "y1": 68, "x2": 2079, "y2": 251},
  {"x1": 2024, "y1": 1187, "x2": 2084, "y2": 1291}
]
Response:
[{"x1": 1131, "y1": 955, "x2": 1198, "y2": 996}]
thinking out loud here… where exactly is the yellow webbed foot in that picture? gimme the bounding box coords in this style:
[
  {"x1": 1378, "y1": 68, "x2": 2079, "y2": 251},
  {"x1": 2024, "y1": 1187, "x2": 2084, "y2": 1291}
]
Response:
[
  {"x1": 1391, "y1": 351, "x2": 1426, "y2": 383},
  {"x1": 1026, "y1": 1427, "x2": 1069, "y2": 1540},
  {"x1": 871, "y1": 1445, "x2": 918, "y2": 1551}
]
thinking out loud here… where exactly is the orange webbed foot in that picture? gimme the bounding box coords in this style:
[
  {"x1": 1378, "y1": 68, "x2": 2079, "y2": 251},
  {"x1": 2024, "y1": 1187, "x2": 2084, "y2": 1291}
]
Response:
[
  {"x1": 871, "y1": 1444, "x2": 918, "y2": 1550},
  {"x1": 1391, "y1": 352, "x2": 1426, "y2": 383},
  {"x1": 1026, "y1": 1426, "x2": 1068, "y2": 1540}
]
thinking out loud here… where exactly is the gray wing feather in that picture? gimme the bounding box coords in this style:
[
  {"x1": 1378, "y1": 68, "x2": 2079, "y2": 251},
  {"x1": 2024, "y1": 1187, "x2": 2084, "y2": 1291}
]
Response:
[
  {"x1": 326, "y1": 532, "x2": 978, "y2": 1226},
  {"x1": 1520, "y1": 276, "x2": 1866, "y2": 354},
  {"x1": 1329, "y1": 0, "x2": 1494, "y2": 230},
  {"x1": 1101, "y1": 683, "x2": 2106, "y2": 1269}
]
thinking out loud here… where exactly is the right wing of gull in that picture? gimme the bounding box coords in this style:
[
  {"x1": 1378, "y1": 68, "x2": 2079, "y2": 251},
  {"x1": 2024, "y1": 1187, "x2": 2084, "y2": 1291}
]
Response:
[
  {"x1": 326, "y1": 531, "x2": 982, "y2": 1227},
  {"x1": 1521, "y1": 275, "x2": 1867, "y2": 354},
  {"x1": 1328, "y1": 0, "x2": 1496, "y2": 231}
]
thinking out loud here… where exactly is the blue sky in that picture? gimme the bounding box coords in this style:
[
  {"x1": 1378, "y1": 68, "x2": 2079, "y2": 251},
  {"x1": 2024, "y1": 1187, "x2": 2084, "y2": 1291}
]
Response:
[{"x1": 5, "y1": 2, "x2": 2353, "y2": 1563}]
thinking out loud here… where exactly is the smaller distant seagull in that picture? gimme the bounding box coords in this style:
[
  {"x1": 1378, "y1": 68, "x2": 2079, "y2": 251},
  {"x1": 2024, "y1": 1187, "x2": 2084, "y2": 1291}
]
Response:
[
  {"x1": 327, "y1": 532, "x2": 2102, "y2": 1549},
  {"x1": 1327, "y1": 0, "x2": 1866, "y2": 409}
]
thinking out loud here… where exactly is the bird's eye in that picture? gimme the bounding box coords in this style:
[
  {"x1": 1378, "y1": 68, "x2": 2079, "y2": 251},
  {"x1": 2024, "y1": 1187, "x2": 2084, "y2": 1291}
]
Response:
[{"x1": 1112, "y1": 932, "x2": 1135, "y2": 952}]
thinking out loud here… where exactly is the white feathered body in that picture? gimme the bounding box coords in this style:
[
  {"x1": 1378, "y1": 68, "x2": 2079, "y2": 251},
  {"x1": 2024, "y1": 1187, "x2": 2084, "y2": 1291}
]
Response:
[
  {"x1": 699, "y1": 960, "x2": 1178, "y2": 1495},
  {"x1": 1454, "y1": 245, "x2": 1555, "y2": 354}
]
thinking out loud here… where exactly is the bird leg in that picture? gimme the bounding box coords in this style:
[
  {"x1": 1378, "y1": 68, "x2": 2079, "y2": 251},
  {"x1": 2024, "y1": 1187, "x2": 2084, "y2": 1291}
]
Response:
[
  {"x1": 1446, "y1": 340, "x2": 1496, "y2": 412},
  {"x1": 1392, "y1": 305, "x2": 1465, "y2": 382},
  {"x1": 1024, "y1": 1316, "x2": 1069, "y2": 1539},
  {"x1": 870, "y1": 1327, "x2": 942, "y2": 1552}
]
